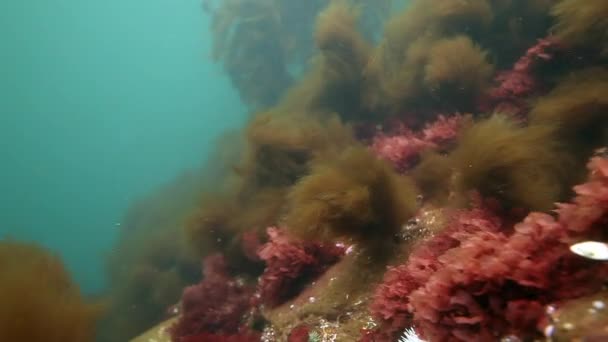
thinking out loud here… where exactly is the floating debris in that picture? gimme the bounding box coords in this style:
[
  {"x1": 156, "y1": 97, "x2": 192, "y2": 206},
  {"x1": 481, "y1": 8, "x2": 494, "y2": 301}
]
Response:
[{"x1": 569, "y1": 241, "x2": 608, "y2": 260}]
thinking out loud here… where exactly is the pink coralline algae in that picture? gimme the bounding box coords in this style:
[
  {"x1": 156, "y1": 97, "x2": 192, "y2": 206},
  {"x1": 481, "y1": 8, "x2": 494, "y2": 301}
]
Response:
[
  {"x1": 481, "y1": 38, "x2": 561, "y2": 116},
  {"x1": 370, "y1": 155, "x2": 608, "y2": 341},
  {"x1": 371, "y1": 114, "x2": 466, "y2": 172},
  {"x1": 256, "y1": 227, "x2": 345, "y2": 307},
  {"x1": 170, "y1": 254, "x2": 256, "y2": 341}
]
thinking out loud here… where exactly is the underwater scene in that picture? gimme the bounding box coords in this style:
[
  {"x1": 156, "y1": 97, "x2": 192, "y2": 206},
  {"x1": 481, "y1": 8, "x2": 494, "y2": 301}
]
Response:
[{"x1": 2, "y1": 0, "x2": 608, "y2": 341}]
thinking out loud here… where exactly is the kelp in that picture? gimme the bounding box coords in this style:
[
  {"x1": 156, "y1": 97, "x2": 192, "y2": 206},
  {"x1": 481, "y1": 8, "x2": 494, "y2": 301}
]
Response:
[
  {"x1": 551, "y1": 0, "x2": 608, "y2": 56},
  {"x1": 242, "y1": 111, "x2": 355, "y2": 186},
  {"x1": 209, "y1": 0, "x2": 298, "y2": 109},
  {"x1": 285, "y1": 146, "x2": 418, "y2": 247},
  {"x1": 529, "y1": 67, "x2": 608, "y2": 158},
  {"x1": 423, "y1": 35, "x2": 494, "y2": 108},
  {"x1": 411, "y1": 151, "x2": 453, "y2": 204},
  {"x1": 0, "y1": 241, "x2": 102, "y2": 342},
  {"x1": 311, "y1": 0, "x2": 373, "y2": 121},
  {"x1": 410, "y1": 114, "x2": 577, "y2": 211},
  {"x1": 207, "y1": 0, "x2": 391, "y2": 110},
  {"x1": 102, "y1": 0, "x2": 608, "y2": 340},
  {"x1": 365, "y1": 0, "x2": 551, "y2": 116},
  {"x1": 184, "y1": 113, "x2": 355, "y2": 271},
  {"x1": 449, "y1": 115, "x2": 570, "y2": 211},
  {"x1": 98, "y1": 172, "x2": 204, "y2": 342}
]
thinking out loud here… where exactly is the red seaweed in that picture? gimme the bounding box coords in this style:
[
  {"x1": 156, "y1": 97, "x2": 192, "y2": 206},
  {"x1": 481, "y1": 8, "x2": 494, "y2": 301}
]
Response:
[
  {"x1": 287, "y1": 325, "x2": 310, "y2": 342},
  {"x1": 170, "y1": 254, "x2": 255, "y2": 341},
  {"x1": 256, "y1": 227, "x2": 345, "y2": 307},
  {"x1": 480, "y1": 38, "x2": 562, "y2": 117},
  {"x1": 371, "y1": 114, "x2": 467, "y2": 172},
  {"x1": 370, "y1": 154, "x2": 608, "y2": 341}
]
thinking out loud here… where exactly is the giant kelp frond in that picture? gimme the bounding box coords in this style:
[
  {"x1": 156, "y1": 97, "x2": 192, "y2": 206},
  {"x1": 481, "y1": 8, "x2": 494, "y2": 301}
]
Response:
[
  {"x1": 0, "y1": 241, "x2": 102, "y2": 342},
  {"x1": 285, "y1": 146, "x2": 418, "y2": 245}
]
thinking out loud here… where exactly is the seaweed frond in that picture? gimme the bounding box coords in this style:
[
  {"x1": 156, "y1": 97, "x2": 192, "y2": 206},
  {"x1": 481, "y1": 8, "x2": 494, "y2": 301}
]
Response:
[
  {"x1": 285, "y1": 146, "x2": 418, "y2": 246},
  {"x1": 424, "y1": 35, "x2": 494, "y2": 106},
  {"x1": 450, "y1": 114, "x2": 568, "y2": 210},
  {"x1": 0, "y1": 241, "x2": 102, "y2": 342},
  {"x1": 530, "y1": 67, "x2": 608, "y2": 151},
  {"x1": 551, "y1": 0, "x2": 608, "y2": 55}
]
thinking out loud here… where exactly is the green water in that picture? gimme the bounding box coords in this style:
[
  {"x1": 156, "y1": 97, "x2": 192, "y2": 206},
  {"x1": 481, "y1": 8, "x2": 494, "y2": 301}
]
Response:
[{"x1": 0, "y1": 0, "x2": 246, "y2": 294}]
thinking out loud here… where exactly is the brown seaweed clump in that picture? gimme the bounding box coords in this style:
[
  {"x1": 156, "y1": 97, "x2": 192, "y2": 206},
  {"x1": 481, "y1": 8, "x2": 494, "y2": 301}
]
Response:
[
  {"x1": 99, "y1": 172, "x2": 204, "y2": 342},
  {"x1": 551, "y1": 0, "x2": 608, "y2": 56},
  {"x1": 412, "y1": 114, "x2": 575, "y2": 211},
  {"x1": 364, "y1": 0, "x2": 494, "y2": 112},
  {"x1": 364, "y1": 0, "x2": 553, "y2": 117},
  {"x1": 274, "y1": 1, "x2": 374, "y2": 122},
  {"x1": 184, "y1": 113, "x2": 355, "y2": 265},
  {"x1": 311, "y1": 0, "x2": 372, "y2": 121},
  {"x1": 449, "y1": 114, "x2": 570, "y2": 211},
  {"x1": 423, "y1": 35, "x2": 494, "y2": 107},
  {"x1": 207, "y1": 0, "x2": 390, "y2": 110},
  {"x1": 243, "y1": 111, "x2": 355, "y2": 187},
  {"x1": 209, "y1": 0, "x2": 299, "y2": 109},
  {"x1": 0, "y1": 241, "x2": 102, "y2": 342},
  {"x1": 285, "y1": 146, "x2": 418, "y2": 248},
  {"x1": 416, "y1": 68, "x2": 608, "y2": 212},
  {"x1": 530, "y1": 67, "x2": 608, "y2": 162},
  {"x1": 411, "y1": 151, "x2": 453, "y2": 204}
]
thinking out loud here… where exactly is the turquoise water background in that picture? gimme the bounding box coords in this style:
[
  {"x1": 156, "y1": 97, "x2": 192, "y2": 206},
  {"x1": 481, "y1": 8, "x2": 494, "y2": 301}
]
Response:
[{"x1": 0, "y1": 0, "x2": 245, "y2": 294}]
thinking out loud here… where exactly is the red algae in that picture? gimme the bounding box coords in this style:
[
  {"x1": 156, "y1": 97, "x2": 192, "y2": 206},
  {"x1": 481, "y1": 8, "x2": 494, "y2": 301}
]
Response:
[
  {"x1": 287, "y1": 325, "x2": 310, "y2": 342},
  {"x1": 117, "y1": 2, "x2": 608, "y2": 341},
  {"x1": 371, "y1": 114, "x2": 467, "y2": 172},
  {"x1": 480, "y1": 38, "x2": 562, "y2": 116},
  {"x1": 170, "y1": 254, "x2": 256, "y2": 341},
  {"x1": 257, "y1": 227, "x2": 345, "y2": 307},
  {"x1": 370, "y1": 154, "x2": 608, "y2": 341}
]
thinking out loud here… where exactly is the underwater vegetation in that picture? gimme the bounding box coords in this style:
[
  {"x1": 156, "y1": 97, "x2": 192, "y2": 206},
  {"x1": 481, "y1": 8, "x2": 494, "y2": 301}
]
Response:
[
  {"x1": 98, "y1": 171, "x2": 205, "y2": 341},
  {"x1": 0, "y1": 241, "x2": 102, "y2": 342},
  {"x1": 168, "y1": 253, "x2": 259, "y2": 341},
  {"x1": 205, "y1": 0, "x2": 392, "y2": 110},
  {"x1": 285, "y1": 146, "x2": 418, "y2": 251},
  {"x1": 372, "y1": 154, "x2": 608, "y2": 341},
  {"x1": 97, "y1": 0, "x2": 608, "y2": 341},
  {"x1": 551, "y1": 0, "x2": 608, "y2": 57}
]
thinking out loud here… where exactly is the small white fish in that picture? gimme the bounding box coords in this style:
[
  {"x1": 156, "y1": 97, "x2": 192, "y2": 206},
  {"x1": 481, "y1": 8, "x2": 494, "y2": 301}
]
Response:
[
  {"x1": 570, "y1": 241, "x2": 608, "y2": 260},
  {"x1": 398, "y1": 328, "x2": 426, "y2": 342}
]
